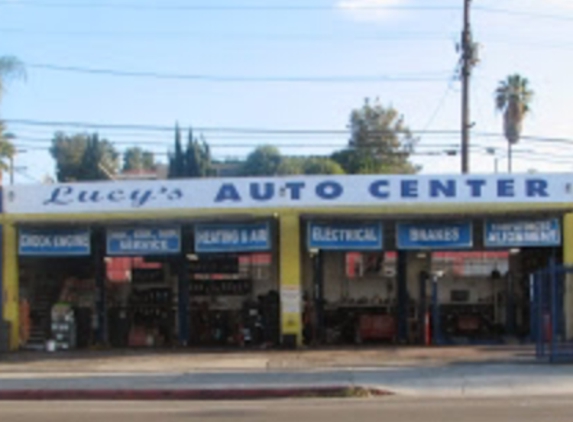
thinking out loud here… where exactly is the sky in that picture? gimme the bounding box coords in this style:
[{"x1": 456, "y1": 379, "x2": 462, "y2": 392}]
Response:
[{"x1": 1, "y1": 0, "x2": 573, "y2": 183}]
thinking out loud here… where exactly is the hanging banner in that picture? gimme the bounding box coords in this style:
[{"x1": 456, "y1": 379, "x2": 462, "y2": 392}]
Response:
[
  {"x1": 107, "y1": 227, "x2": 181, "y2": 256},
  {"x1": 484, "y1": 218, "x2": 561, "y2": 248},
  {"x1": 307, "y1": 222, "x2": 383, "y2": 250},
  {"x1": 195, "y1": 222, "x2": 271, "y2": 253},
  {"x1": 396, "y1": 222, "x2": 473, "y2": 250},
  {"x1": 19, "y1": 228, "x2": 91, "y2": 256}
]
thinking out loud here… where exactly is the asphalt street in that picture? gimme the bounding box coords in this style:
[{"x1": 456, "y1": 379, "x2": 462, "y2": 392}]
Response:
[{"x1": 1, "y1": 397, "x2": 572, "y2": 422}]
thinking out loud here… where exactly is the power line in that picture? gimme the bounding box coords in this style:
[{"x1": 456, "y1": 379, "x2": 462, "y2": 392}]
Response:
[
  {"x1": 25, "y1": 63, "x2": 450, "y2": 83},
  {"x1": 13, "y1": 168, "x2": 41, "y2": 183},
  {"x1": 0, "y1": 2, "x2": 459, "y2": 12},
  {"x1": 12, "y1": 136, "x2": 465, "y2": 150},
  {"x1": 9, "y1": 119, "x2": 573, "y2": 147},
  {"x1": 475, "y1": 5, "x2": 573, "y2": 22},
  {"x1": 420, "y1": 67, "x2": 459, "y2": 134},
  {"x1": 5, "y1": 119, "x2": 464, "y2": 135},
  {"x1": 0, "y1": 27, "x2": 451, "y2": 42}
]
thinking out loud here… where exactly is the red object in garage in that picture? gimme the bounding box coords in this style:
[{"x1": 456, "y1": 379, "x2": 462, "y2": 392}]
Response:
[
  {"x1": 425, "y1": 312, "x2": 431, "y2": 345},
  {"x1": 359, "y1": 315, "x2": 396, "y2": 341}
]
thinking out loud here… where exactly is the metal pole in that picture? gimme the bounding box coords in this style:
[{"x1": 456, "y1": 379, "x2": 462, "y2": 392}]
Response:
[
  {"x1": 9, "y1": 156, "x2": 14, "y2": 185},
  {"x1": 431, "y1": 275, "x2": 440, "y2": 345},
  {"x1": 508, "y1": 142, "x2": 513, "y2": 173},
  {"x1": 494, "y1": 157, "x2": 499, "y2": 174},
  {"x1": 550, "y1": 259, "x2": 558, "y2": 362},
  {"x1": 461, "y1": 0, "x2": 472, "y2": 174}
]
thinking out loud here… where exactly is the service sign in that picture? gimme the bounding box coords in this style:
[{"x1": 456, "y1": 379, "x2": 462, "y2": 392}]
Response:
[
  {"x1": 397, "y1": 222, "x2": 473, "y2": 250},
  {"x1": 484, "y1": 219, "x2": 561, "y2": 248},
  {"x1": 19, "y1": 228, "x2": 91, "y2": 256},
  {"x1": 4, "y1": 174, "x2": 573, "y2": 215},
  {"x1": 106, "y1": 227, "x2": 181, "y2": 256},
  {"x1": 307, "y1": 222, "x2": 383, "y2": 250},
  {"x1": 195, "y1": 222, "x2": 271, "y2": 253}
]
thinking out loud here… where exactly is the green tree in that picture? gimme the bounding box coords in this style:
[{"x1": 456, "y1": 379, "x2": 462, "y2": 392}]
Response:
[
  {"x1": 168, "y1": 126, "x2": 212, "y2": 178},
  {"x1": 495, "y1": 74, "x2": 534, "y2": 146},
  {"x1": 276, "y1": 156, "x2": 305, "y2": 175},
  {"x1": 0, "y1": 121, "x2": 15, "y2": 172},
  {"x1": 168, "y1": 124, "x2": 185, "y2": 178},
  {"x1": 186, "y1": 130, "x2": 213, "y2": 177},
  {"x1": 332, "y1": 98, "x2": 419, "y2": 174},
  {"x1": 242, "y1": 145, "x2": 282, "y2": 176},
  {"x1": 0, "y1": 56, "x2": 25, "y2": 102},
  {"x1": 123, "y1": 147, "x2": 156, "y2": 172},
  {"x1": 80, "y1": 133, "x2": 119, "y2": 180},
  {"x1": 50, "y1": 132, "x2": 119, "y2": 182},
  {"x1": 302, "y1": 157, "x2": 345, "y2": 175},
  {"x1": 50, "y1": 132, "x2": 89, "y2": 182}
]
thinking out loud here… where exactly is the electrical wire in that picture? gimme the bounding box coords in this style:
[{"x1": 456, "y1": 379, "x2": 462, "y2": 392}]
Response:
[
  {"x1": 475, "y1": 5, "x2": 573, "y2": 23},
  {"x1": 5, "y1": 119, "x2": 465, "y2": 135},
  {"x1": 0, "y1": 2, "x2": 459, "y2": 12},
  {"x1": 0, "y1": 27, "x2": 452, "y2": 42},
  {"x1": 25, "y1": 63, "x2": 450, "y2": 83}
]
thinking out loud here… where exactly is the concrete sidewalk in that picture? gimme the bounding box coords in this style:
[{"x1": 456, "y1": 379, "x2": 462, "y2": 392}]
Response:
[
  {"x1": 0, "y1": 345, "x2": 535, "y2": 373},
  {"x1": 1, "y1": 362, "x2": 572, "y2": 399}
]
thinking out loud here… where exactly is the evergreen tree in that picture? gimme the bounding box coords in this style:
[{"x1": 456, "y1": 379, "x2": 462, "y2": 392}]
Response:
[{"x1": 168, "y1": 123, "x2": 185, "y2": 178}]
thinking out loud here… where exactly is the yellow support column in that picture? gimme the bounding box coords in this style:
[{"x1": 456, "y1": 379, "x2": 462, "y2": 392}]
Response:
[
  {"x1": 564, "y1": 214, "x2": 573, "y2": 340},
  {"x1": 2, "y1": 222, "x2": 19, "y2": 350},
  {"x1": 279, "y1": 212, "x2": 303, "y2": 346}
]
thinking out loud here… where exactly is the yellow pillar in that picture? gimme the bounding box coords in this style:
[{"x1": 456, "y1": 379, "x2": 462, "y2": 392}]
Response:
[
  {"x1": 2, "y1": 222, "x2": 19, "y2": 350},
  {"x1": 279, "y1": 212, "x2": 303, "y2": 346},
  {"x1": 563, "y1": 214, "x2": 573, "y2": 340}
]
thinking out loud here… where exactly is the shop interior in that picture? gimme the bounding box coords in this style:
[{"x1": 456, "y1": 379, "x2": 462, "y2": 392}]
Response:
[
  {"x1": 310, "y1": 250, "x2": 398, "y2": 346},
  {"x1": 186, "y1": 252, "x2": 280, "y2": 348},
  {"x1": 18, "y1": 222, "x2": 281, "y2": 351},
  {"x1": 425, "y1": 247, "x2": 559, "y2": 344},
  {"x1": 303, "y1": 217, "x2": 562, "y2": 347},
  {"x1": 20, "y1": 256, "x2": 97, "y2": 350}
]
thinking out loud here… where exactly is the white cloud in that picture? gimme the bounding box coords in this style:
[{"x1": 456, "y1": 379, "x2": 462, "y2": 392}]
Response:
[
  {"x1": 546, "y1": 0, "x2": 573, "y2": 9},
  {"x1": 337, "y1": 0, "x2": 408, "y2": 22}
]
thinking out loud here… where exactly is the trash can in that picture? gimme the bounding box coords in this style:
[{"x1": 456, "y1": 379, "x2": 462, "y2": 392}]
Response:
[{"x1": 0, "y1": 320, "x2": 11, "y2": 353}]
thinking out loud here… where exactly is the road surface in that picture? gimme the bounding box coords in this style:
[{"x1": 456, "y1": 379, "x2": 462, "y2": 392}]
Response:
[{"x1": 0, "y1": 396, "x2": 572, "y2": 422}]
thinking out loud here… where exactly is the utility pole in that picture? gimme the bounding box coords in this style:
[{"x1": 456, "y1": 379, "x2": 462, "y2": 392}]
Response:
[
  {"x1": 460, "y1": 0, "x2": 475, "y2": 174},
  {"x1": 9, "y1": 156, "x2": 14, "y2": 185}
]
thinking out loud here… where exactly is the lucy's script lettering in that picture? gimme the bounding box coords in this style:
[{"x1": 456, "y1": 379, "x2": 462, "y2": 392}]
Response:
[{"x1": 43, "y1": 186, "x2": 183, "y2": 208}]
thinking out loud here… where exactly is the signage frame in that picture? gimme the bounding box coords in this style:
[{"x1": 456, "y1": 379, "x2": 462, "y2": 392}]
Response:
[
  {"x1": 106, "y1": 226, "x2": 182, "y2": 256},
  {"x1": 396, "y1": 221, "x2": 474, "y2": 250},
  {"x1": 483, "y1": 218, "x2": 562, "y2": 248},
  {"x1": 307, "y1": 221, "x2": 383, "y2": 251},
  {"x1": 194, "y1": 222, "x2": 271, "y2": 253},
  {"x1": 18, "y1": 228, "x2": 92, "y2": 257}
]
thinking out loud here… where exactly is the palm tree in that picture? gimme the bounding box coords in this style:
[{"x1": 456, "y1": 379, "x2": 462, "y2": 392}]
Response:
[
  {"x1": 495, "y1": 74, "x2": 534, "y2": 172},
  {"x1": 0, "y1": 56, "x2": 25, "y2": 102},
  {"x1": 0, "y1": 57, "x2": 24, "y2": 183},
  {"x1": 0, "y1": 121, "x2": 16, "y2": 181}
]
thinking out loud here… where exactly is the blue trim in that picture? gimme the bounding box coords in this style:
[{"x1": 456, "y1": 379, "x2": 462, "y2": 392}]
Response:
[
  {"x1": 484, "y1": 218, "x2": 561, "y2": 248},
  {"x1": 307, "y1": 221, "x2": 383, "y2": 251},
  {"x1": 396, "y1": 221, "x2": 473, "y2": 250},
  {"x1": 106, "y1": 226, "x2": 181, "y2": 256},
  {"x1": 194, "y1": 222, "x2": 271, "y2": 253},
  {"x1": 18, "y1": 228, "x2": 91, "y2": 257}
]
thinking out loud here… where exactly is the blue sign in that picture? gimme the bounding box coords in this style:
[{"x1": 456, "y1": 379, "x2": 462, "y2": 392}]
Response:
[
  {"x1": 19, "y1": 228, "x2": 91, "y2": 256},
  {"x1": 308, "y1": 222, "x2": 383, "y2": 251},
  {"x1": 397, "y1": 222, "x2": 473, "y2": 250},
  {"x1": 484, "y1": 219, "x2": 561, "y2": 248},
  {"x1": 107, "y1": 227, "x2": 181, "y2": 256},
  {"x1": 195, "y1": 222, "x2": 271, "y2": 253}
]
